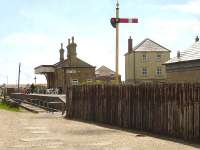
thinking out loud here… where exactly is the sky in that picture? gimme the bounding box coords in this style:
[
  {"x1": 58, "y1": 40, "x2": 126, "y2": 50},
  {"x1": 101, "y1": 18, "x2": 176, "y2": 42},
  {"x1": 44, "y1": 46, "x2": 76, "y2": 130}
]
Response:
[{"x1": 0, "y1": 0, "x2": 200, "y2": 85}]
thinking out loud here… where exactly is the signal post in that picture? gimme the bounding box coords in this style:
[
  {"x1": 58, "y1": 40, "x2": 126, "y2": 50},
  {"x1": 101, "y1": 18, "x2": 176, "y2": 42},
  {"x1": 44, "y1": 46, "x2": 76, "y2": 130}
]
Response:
[{"x1": 111, "y1": 0, "x2": 138, "y2": 84}]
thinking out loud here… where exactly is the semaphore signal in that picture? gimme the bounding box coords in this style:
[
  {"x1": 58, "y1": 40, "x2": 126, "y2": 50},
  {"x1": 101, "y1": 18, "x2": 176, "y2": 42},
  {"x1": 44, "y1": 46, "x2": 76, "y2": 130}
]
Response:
[
  {"x1": 111, "y1": 0, "x2": 139, "y2": 84},
  {"x1": 110, "y1": 18, "x2": 138, "y2": 28}
]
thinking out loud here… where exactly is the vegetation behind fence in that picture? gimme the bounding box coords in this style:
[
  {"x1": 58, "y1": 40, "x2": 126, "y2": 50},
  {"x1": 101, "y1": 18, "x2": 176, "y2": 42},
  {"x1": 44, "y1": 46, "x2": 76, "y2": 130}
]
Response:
[{"x1": 66, "y1": 84, "x2": 200, "y2": 141}]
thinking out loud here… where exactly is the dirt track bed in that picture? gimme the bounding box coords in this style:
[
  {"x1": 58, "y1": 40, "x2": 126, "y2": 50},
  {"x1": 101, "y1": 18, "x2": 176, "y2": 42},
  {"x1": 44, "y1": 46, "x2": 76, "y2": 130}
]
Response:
[{"x1": 0, "y1": 110, "x2": 199, "y2": 150}]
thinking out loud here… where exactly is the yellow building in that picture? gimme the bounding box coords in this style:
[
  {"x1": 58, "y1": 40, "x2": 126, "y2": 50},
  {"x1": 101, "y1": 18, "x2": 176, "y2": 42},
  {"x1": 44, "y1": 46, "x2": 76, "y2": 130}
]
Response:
[{"x1": 125, "y1": 37, "x2": 170, "y2": 84}]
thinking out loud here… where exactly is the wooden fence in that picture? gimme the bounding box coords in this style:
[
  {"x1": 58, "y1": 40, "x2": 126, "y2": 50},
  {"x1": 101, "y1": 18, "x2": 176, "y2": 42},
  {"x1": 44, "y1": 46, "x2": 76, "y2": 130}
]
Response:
[{"x1": 65, "y1": 84, "x2": 200, "y2": 141}]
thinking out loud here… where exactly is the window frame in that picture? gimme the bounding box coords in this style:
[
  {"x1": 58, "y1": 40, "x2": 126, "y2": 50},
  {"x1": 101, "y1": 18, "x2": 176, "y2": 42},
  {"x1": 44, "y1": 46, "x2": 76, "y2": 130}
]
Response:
[
  {"x1": 87, "y1": 79, "x2": 93, "y2": 83},
  {"x1": 156, "y1": 67, "x2": 162, "y2": 76},
  {"x1": 142, "y1": 54, "x2": 147, "y2": 62},
  {"x1": 71, "y1": 79, "x2": 79, "y2": 85},
  {"x1": 156, "y1": 54, "x2": 161, "y2": 62},
  {"x1": 142, "y1": 67, "x2": 148, "y2": 76}
]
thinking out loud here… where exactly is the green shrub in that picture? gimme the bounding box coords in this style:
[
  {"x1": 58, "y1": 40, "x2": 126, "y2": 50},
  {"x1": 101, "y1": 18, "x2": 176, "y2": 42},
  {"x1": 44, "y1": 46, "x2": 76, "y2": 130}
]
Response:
[{"x1": 0, "y1": 102, "x2": 20, "y2": 112}]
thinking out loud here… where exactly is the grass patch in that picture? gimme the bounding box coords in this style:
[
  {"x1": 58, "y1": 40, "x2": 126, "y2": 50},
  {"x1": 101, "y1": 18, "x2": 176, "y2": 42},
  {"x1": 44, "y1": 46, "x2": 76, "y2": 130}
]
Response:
[{"x1": 0, "y1": 102, "x2": 20, "y2": 112}]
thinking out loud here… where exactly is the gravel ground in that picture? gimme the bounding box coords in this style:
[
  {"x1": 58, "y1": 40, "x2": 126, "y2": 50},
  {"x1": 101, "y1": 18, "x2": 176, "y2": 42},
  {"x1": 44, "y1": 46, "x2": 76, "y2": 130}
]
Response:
[{"x1": 0, "y1": 109, "x2": 200, "y2": 150}]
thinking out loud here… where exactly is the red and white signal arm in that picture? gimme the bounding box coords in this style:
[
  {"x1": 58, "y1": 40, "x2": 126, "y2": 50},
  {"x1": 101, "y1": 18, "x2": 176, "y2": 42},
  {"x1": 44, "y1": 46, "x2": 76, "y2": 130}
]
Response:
[
  {"x1": 119, "y1": 18, "x2": 138, "y2": 23},
  {"x1": 110, "y1": 18, "x2": 138, "y2": 28}
]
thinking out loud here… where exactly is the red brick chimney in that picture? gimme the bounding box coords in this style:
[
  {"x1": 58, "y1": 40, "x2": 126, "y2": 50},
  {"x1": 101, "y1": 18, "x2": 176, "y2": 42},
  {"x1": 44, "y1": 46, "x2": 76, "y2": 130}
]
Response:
[{"x1": 128, "y1": 36, "x2": 132, "y2": 53}]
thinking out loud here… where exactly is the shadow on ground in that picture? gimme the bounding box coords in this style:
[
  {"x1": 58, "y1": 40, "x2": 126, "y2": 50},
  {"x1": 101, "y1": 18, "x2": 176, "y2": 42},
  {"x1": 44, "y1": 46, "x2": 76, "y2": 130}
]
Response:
[
  {"x1": 65, "y1": 118, "x2": 200, "y2": 149},
  {"x1": 67, "y1": 129, "x2": 117, "y2": 136}
]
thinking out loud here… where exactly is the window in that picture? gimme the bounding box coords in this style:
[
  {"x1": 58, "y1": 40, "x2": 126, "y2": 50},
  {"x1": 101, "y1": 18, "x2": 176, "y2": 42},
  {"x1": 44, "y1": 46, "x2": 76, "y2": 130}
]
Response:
[
  {"x1": 87, "y1": 79, "x2": 92, "y2": 83},
  {"x1": 156, "y1": 54, "x2": 161, "y2": 61},
  {"x1": 142, "y1": 54, "x2": 147, "y2": 62},
  {"x1": 142, "y1": 68, "x2": 147, "y2": 76},
  {"x1": 156, "y1": 67, "x2": 162, "y2": 76},
  {"x1": 72, "y1": 79, "x2": 78, "y2": 85}
]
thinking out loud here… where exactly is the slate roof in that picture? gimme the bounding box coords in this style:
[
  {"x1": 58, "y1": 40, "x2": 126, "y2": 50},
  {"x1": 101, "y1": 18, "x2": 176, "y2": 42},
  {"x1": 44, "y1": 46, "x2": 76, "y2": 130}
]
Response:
[
  {"x1": 34, "y1": 65, "x2": 55, "y2": 69},
  {"x1": 125, "y1": 38, "x2": 170, "y2": 55},
  {"x1": 165, "y1": 41, "x2": 200, "y2": 64},
  {"x1": 95, "y1": 66, "x2": 116, "y2": 77},
  {"x1": 54, "y1": 57, "x2": 95, "y2": 68}
]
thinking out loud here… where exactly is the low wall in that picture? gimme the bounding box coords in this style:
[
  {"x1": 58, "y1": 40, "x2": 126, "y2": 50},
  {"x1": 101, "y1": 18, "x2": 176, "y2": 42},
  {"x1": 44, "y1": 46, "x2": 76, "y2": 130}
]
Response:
[{"x1": 10, "y1": 93, "x2": 65, "y2": 111}]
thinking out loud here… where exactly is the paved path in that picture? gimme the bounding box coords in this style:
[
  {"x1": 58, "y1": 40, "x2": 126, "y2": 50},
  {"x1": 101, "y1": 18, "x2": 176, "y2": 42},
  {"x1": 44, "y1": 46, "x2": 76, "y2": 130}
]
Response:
[{"x1": 0, "y1": 109, "x2": 200, "y2": 150}]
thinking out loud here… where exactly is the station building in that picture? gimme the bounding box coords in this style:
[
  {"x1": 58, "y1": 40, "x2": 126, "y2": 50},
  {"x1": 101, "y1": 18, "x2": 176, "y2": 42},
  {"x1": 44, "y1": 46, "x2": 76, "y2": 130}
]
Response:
[
  {"x1": 164, "y1": 36, "x2": 200, "y2": 83},
  {"x1": 35, "y1": 37, "x2": 95, "y2": 92}
]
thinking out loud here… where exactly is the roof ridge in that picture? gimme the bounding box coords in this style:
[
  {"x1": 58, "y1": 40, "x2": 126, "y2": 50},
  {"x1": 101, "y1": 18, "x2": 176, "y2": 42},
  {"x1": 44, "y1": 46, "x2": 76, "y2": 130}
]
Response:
[
  {"x1": 134, "y1": 38, "x2": 171, "y2": 52},
  {"x1": 96, "y1": 65, "x2": 115, "y2": 72},
  {"x1": 165, "y1": 41, "x2": 200, "y2": 64},
  {"x1": 76, "y1": 57, "x2": 95, "y2": 68},
  {"x1": 54, "y1": 59, "x2": 68, "y2": 66},
  {"x1": 132, "y1": 38, "x2": 148, "y2": 51},
  {"x1": 125, "y1": 38, "x2": 171, "y2": 55}
]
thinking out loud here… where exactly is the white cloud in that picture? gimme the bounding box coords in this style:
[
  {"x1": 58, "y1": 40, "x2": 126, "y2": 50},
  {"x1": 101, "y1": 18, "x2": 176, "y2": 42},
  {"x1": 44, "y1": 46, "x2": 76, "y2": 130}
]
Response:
[
  {"x1": 19, "y1": 10, "x2": 30, "y2": 18},
  {"x1": 0, "y1": 33, "x2": 62, "y2": 84},
  {"x1": 146, "y1": 18, "x2": 200, "y2": 50},
  {"x1": 2, "y1": 33, "x2": 53, "y2": 46},
  {"x1": 77, "y1": 37, "x2": 115, "y2": 70},
  {"x1": 1, "y1": 32, "x2": 60, "y2": 62},
  {"x1": 164, "y1": 0, "x2": 200, "y2": 14}
]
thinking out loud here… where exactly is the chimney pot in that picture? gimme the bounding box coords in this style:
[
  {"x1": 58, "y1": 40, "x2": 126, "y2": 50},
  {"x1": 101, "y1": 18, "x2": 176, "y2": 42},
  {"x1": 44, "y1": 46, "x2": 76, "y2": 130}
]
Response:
[
  {"x1": 68, "y1": 39, "x2": 70, "y2": 45},
  {"x1": 128, "y1": 36, "x2": 133, "y2": 53},
  {"x1": 195, "y1": 36, "x2": 199, "y2": 42},
  {"x1": 177, "y1": 51, "x2": 181, "y2": 59},
  {"x1": 59, "y1": 43, "x2": 64, "y2": 62},
  {"x1": 67, "y1": 36, "x2": 77, "y2": 59}
]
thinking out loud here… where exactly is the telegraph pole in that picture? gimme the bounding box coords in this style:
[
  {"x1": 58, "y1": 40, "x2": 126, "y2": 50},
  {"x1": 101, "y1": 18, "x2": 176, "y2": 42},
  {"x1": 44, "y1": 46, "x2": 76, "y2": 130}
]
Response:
[
  {"x1": 17, "y1": 63, "x2": 21, "y2": 93},
  {"x1": 115, "y1": 0, "x2": 119, "y2": 84},
  {"x1": 34, "y1": 76, "x2": 37, "y2": 85},
  {"x1": 6, "y1": 76, "x2": 8, "y2": 85}
]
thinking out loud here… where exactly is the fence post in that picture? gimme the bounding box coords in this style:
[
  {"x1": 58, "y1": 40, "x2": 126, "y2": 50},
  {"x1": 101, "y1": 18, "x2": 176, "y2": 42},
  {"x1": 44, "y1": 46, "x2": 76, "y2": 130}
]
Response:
[{"x1": 65, "y1": 85, "x2": 73, "y2": 118}]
